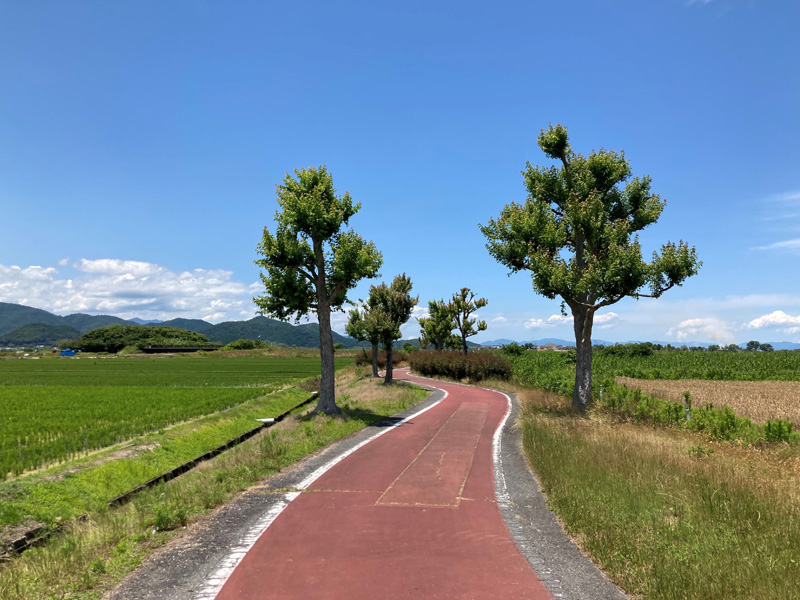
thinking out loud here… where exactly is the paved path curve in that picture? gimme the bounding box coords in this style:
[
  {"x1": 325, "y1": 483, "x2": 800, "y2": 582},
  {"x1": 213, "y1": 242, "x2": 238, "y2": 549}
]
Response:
[
  {"x1": 108, "y1": 371, "x2": 627, "y2": 600},
  {"x1": 213, "y1": 370, "x2": 551, "y2": 599}
]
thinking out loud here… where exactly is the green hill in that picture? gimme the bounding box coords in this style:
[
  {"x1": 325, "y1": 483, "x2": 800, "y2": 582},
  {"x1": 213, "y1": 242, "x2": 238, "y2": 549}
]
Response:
[
  {"x1": 61, "y1": 313, "x2": 136, "y2": 333},
  {"x1": 0, "y1": 302, "x2": 65, "y2": 336},
  {"x1": 202, "y1": 316, "x2": 364, "y2": 348},
  {"x1": 0, "y1": 323, "x2": 82, "y2": 346},
  {"x1": 155, "y1": 318, "x2": 213, "y2": 333}
]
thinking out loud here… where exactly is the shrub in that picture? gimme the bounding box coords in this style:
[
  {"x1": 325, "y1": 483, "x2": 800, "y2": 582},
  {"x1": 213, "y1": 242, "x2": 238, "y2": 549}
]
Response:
[
  {"x1": 221, "y1": 339, "x2": 271, "y2": 351},
  {"x1": 355, "y1": 349, "x2": 409, "y2": 368},
  {"x1": 501, "y1": 342, "x2": 525, "y2": 356},
  {"x1": 409, "y1": 350, "x2": 512, "y2": 382}
]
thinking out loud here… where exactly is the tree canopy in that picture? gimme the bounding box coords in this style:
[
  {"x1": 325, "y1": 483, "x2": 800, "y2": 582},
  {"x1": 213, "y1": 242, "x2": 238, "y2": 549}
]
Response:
[
  {"x1": 367, "y1": 273, "x2": 417, "y2": 384},
  {"x1": 450, "y1": 288, "x2": 487, "y2": 354},
  {"x1": 481, "y1": 124, "x2": 700, "y2": 411},
  {"x1": 418, "y1": 299, "x2": 458, "y2": 351},
  {"x1": 255, "y1": 166, "x2": 382, "y2": 414}
]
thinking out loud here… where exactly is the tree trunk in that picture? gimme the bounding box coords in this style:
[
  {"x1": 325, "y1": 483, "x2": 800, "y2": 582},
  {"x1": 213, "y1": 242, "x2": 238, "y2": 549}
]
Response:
[
  {"x1": 371, "y1": 341, "x2": 379, "y2": 378},
  {"x1": 315, "y1": 302, "x2": 340, "y2": 415},
  {"x1": 383, "y1": 341, "x2": 394, "y2": 385},
  {"x1": 461, "y1": 332, "x2": 468, "y2": 355},
  {"x1": 571, "y1": 305, "x2": 594, "y2": 412}
]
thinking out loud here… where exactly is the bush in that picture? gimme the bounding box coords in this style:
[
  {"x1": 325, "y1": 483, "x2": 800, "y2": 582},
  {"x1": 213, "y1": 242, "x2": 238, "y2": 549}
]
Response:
[
  {"x1": 221, "y1": 339, "x2": 271, "y2": 351},
  {"x1": 409, "y1": 350, "x2": 512, "y2": 382},
  {"x1": 117, "y1": 345, "x2": 142, "y2": 355},
  {"x1": 501, "y1": 342, "x2": 525, "y2": 356},
  {"x1": 355, "y1": 349, "x2": 410, "y2": 368}
]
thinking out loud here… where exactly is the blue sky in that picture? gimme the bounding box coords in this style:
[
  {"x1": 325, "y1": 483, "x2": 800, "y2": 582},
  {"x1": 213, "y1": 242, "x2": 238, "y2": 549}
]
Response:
[{"x1": 1, "y1": 0, "x2": 798, "y2": 344}]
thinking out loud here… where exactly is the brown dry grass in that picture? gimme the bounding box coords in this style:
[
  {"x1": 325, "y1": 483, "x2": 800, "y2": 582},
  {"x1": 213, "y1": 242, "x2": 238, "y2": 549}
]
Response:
[
  {"x1": 500, "y1": 378, "x2": 800, "y2": 507},
  {"x1": 616, "y1": 377, "x2": 800, "y2": 426}
]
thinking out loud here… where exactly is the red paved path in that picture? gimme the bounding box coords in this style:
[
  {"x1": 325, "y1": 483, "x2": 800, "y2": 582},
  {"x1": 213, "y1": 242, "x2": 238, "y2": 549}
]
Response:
[{"x1": 217, "y1": 371, "x2": 553, "y2": 599}]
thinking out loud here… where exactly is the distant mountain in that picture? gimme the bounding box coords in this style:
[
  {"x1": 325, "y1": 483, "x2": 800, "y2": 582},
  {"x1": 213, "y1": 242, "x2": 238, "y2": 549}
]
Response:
[
  {"x1": 0, "y1": 323, "x2": 81, "y2": 346},
  {"x1": 201, "y1": 316, "x2": 365, "y2": 348},
  {"x1": 154, "y1": 318, "x2": 212, "y2": 333},
  {"x1": 130, "y1": 318, "x2": 164, "y2": 325},
  {"x1": 61, "y1": 313, "x2": 135, "y2": 334},
  {"x1": 0, "y1": 302, "x2": 65, "y2": 335}
]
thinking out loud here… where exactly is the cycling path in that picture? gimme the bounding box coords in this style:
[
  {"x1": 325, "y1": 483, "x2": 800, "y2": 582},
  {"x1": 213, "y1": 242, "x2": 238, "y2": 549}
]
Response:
[{"x1": 109, "y1": 370, "x2": 627, "y2": 600}]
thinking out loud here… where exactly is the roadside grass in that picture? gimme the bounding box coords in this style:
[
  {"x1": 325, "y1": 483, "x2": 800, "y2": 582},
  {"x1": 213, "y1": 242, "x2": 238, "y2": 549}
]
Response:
[
  {"x1": 503, "y1": 384, "x2": 800, "y2": 600},
  {"x1": 0, "y1": 367, "x2": 427, "y2": 600}
]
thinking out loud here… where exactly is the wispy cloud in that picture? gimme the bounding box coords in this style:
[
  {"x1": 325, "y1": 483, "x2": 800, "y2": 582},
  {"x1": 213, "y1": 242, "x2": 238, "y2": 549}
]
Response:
[{"x1": 756, "y1": 239, "x2": 800, "y2": 252}]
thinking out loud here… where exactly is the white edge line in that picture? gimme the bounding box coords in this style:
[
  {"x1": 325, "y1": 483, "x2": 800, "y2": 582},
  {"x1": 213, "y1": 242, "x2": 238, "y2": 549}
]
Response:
[
  {"x1": 194, "y1": 386, "x2": 447, "y2": 600},
  {"x1": 491, "y1": 390, "x2": 513, "y2": 504}
]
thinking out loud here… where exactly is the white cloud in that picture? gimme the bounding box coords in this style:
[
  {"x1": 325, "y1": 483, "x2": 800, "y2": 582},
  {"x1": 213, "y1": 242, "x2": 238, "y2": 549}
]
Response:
[
  {"x1": 0, "y1": 259, "x2": 257, "y2": 323},
  {"x1": 666, "y1": 317, "x2": 736, "y2": 343},
  {"x1": 524, "y1": 313, "x2": 570, "y2": 329},
  {"x1": 490, "y1": 315, "x2": 507, "y2": 323},
  {"x1": 595, "y1": 312, "x2": 619, "y2": 325},
  {"x1": 58, "y1": 257, "x2": 69, "y2": 267},
  {"x1": 756, "y1": 239, "x2": 800, "y2": 252},
  {"x1": 746, "y1": 310, "x2": 800, "y2": 329}
]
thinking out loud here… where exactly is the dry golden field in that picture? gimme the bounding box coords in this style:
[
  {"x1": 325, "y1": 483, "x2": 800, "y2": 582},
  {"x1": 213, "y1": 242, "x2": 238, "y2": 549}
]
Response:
[{"x1": 616, "y1": 377, "x2": 800, "y2": 426}]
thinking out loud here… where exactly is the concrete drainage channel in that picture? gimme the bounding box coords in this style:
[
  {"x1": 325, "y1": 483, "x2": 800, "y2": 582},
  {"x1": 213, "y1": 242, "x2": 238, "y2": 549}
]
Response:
[{"x1": 0, "y1": 391, "x2": 320, "y2": 562}]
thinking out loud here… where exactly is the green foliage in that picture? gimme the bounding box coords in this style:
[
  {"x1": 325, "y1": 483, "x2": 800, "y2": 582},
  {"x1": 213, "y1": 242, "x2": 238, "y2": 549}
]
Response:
[
  {"x1": 597, "y1": 342, "x2": 656, "y2": 357},
  {"x1": 355, "y1": 349, "x2": 410, "y2": 369},
  {"x1": 72, "y1": 324, "x2": 216, "y2": 353},
  {"x1": 221, "y1": 338, "x2": 271, "y2": 350},
  {"x1": 418, "y1": 299, "x2": 458, "y2": 350},
  {"x1": 254, "y1": 165, "x2": 382, "y2": 413},
  {"x1": 764, "y1": 419, "x2": 794, "y2": 442},
  {"x1": 501, "y1": 342, "x2": 525, "y2": 356},
  {"x1": 481, "y1": 124, "x2": 701, "y2": 408},
  {"x1": 450, "y1": 287, "x2": 488, "y2": 354},
  {"x1": 410, "y1": 350, "x2": 512, "y2": 382},
  {"x1": 368, "y1": 274, "x2": 418, "y2": 348},
  {"x1": 254, "y1": 165, "x2": 382, "y2": 322},
  {"x1": 116, "y1": 345, "x2": 142, "y2": 355}
]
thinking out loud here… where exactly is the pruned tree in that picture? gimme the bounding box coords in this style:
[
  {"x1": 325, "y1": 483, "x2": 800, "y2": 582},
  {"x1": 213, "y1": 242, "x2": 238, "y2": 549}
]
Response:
[
  {"x1": 368, "y1": 273, "x2": 417, "y2": 385},
  {"x1": 450, "y1": 287, "x2": 487, "y2": 354},
  {"x1": 345, "y1": 300, "x2": 385, "y2": 378},
  {"x1": 255, "y1": 166, "x2": 382, "y2": 414},
  {"x1": 481, "y1": 124, "x2": 700, "y2": 411},
  {"x1": 418, "y1": 299, "x2": 456, "y2": 351}
]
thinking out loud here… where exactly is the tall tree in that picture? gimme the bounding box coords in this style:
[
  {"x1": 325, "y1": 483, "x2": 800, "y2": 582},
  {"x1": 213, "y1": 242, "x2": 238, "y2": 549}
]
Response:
[
  {"x1": 345, "y1": 301, "x2": 385, "y2": 378},
  {"x1": 418, "y1": 299, "x2": 457, "y2": 351},
  {"x1": 450, "y1": 288, "x2": 488, "y2": 354},
  {"x1": 369, "y1": 273, "x2": 417, "y2": 385},
  {"x1": 255, "y1": 166, "x2": 382, "y2": 414},
  {"x1": 481, "y1": 124, "x2": 700, "y2": 411}
]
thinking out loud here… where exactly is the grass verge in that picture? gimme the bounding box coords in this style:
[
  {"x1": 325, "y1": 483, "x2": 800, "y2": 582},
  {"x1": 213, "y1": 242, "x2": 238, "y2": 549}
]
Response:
[
  {"x1": 509, "y1": 385, "x2": 800, "y2": 600},
  {"x1": 0, "y1": 367, "x2": 428, "y2": 599}
]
